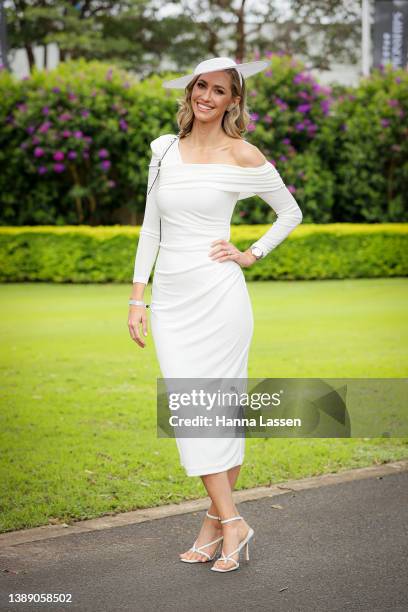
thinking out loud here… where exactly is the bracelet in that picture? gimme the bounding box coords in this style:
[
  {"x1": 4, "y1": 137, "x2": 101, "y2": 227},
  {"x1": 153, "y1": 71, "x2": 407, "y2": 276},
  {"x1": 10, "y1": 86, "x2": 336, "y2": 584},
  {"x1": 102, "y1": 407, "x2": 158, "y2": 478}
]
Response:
[{"x1": 129, "y1": 299, "x2": 150, "y2": 308}]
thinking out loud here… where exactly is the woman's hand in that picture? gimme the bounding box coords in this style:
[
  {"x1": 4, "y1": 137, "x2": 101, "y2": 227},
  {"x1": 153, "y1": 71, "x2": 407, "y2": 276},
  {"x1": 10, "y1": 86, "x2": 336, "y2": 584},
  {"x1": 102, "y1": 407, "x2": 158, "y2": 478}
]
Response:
[
  {"x1": 128, "y1": 305, "x2": 149, "y2": 348},
  {"x1": 209, "y1": 239, "x2": 257, "y2": 269}
]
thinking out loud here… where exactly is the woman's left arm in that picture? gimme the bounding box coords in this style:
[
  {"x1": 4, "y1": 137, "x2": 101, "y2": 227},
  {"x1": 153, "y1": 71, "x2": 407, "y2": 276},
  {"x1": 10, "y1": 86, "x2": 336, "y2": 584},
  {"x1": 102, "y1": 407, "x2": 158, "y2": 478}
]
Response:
[
  {"x1": 249, "y1": 185, "x2": 303, "y2": 259},
  {"x1": 209, "y1": 143, "x2": 303, "y2": 266}
]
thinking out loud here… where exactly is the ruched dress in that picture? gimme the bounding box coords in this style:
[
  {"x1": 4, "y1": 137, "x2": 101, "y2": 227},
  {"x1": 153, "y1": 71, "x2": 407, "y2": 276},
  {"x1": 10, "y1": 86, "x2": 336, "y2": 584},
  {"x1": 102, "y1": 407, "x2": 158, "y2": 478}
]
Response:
[{"x1": 133, "y1": 133, "x2": 303, "y2": 476}]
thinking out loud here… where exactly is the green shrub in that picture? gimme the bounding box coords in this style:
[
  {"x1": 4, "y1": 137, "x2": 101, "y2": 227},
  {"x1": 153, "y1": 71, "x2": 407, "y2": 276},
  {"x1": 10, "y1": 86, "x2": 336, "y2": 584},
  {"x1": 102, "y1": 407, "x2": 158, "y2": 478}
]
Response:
[{"x1": 0, "y1": 224, "x2": 406, "y2": 282}]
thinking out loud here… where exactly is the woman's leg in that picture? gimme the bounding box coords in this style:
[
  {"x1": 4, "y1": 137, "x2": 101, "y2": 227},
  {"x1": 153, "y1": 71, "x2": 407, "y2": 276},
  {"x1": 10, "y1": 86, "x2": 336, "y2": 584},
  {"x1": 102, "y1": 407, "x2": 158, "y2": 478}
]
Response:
[
  {"x1": 203, "y1": 470, "x2": 251, "y2": 571},
  {"x1": 180, "y1": 464, "x2": 247, "y2": 563},
  {"x1": 206, "y1": 464, "x2": 241, "y2": 516}
]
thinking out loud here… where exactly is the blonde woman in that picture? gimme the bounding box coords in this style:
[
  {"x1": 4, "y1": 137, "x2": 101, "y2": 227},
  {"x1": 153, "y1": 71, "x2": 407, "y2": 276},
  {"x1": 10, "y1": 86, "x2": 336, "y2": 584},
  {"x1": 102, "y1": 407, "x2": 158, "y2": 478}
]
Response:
[{"x1": 128, "y1": 57, "x2": 303, "y2": 572}]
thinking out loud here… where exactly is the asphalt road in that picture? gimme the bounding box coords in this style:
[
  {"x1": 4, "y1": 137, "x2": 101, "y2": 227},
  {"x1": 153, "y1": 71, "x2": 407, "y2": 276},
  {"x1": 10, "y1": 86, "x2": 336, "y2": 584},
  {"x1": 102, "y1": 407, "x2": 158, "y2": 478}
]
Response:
[{"x1": 1, "y1": 470, "x2": 407, "y2": 612}]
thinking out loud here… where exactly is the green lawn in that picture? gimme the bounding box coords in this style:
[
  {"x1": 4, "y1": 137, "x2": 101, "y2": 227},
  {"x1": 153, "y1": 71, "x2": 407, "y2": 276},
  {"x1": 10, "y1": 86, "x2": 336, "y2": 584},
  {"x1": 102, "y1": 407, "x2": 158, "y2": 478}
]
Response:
[{"x1": 1, "y1": 279, "x2": 407, "y2": 533}]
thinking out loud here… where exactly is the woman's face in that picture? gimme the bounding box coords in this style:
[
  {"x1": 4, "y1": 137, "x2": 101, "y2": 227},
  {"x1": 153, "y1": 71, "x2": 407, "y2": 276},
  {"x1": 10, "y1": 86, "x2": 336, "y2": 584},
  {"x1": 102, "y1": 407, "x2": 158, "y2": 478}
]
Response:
[{"x1": 190, "y1": 70, "x2": 240, "y2": 123}]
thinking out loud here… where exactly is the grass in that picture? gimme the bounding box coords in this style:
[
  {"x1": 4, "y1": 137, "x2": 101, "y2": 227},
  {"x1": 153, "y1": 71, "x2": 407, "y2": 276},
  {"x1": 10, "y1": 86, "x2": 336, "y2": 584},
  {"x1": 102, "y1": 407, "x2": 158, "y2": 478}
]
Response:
[{"x1": 1, "y1": 279, "x2": 407, "y2": 533}]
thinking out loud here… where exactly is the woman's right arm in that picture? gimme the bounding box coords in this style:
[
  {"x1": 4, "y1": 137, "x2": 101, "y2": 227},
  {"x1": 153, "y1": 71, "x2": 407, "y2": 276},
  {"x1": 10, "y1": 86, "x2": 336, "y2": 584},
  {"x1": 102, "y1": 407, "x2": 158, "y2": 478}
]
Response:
[{"x1": 128, "y1": 145, "x2": 161, "y2": 348}]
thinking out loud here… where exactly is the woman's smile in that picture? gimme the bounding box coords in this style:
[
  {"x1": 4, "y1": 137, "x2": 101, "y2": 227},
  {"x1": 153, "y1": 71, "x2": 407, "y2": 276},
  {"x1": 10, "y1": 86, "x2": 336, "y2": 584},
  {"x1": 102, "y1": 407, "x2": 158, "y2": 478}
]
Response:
[{"x1": 195, "y1": 101, "x2": 215, "y2": 112}]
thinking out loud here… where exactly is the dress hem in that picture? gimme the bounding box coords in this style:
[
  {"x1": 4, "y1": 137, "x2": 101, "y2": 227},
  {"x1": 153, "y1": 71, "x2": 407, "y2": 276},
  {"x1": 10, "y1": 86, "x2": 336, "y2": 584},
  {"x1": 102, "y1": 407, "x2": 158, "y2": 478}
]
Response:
[{"x1": 184, "y1": 455, "x2": 245, "y2": 477}]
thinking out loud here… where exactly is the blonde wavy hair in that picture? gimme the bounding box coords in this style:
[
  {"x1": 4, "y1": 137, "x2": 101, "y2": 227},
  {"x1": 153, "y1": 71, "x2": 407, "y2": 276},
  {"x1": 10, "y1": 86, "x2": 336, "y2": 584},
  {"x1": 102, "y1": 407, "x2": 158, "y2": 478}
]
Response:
[{"x1": 176, "y1": 68, "x2": 250, "y2": 139}]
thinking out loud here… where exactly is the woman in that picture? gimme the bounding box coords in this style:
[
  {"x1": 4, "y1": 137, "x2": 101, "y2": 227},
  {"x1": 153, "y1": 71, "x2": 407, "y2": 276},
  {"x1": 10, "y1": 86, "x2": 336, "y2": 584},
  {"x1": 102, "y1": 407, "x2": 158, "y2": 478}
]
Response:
[{"x1": 128, "y1": 57, "x2": 303, "y2": 572}]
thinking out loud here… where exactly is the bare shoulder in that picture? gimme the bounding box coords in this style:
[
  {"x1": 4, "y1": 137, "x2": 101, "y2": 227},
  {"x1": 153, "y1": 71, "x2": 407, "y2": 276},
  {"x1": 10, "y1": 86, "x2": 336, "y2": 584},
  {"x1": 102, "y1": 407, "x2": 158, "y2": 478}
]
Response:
[{"x1": 231, "y1": 139, "x2": 267, "y2": 167}]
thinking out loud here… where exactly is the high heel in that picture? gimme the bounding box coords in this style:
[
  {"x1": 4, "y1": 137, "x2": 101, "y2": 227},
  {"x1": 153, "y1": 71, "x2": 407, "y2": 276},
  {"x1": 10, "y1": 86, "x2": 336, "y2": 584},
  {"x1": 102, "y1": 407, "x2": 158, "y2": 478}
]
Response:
[
  {"x1": 180, "y1": 510, "x2": 223, "y2": 563},
  {"x1": 210, "y1": 515, "x2": 254, "y2": 573}
]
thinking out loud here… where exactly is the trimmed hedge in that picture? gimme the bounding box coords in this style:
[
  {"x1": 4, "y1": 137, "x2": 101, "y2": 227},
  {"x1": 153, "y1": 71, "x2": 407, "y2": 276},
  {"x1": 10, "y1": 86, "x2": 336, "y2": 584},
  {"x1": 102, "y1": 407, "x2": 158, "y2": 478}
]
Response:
[{"x1": 0, "y1": 224, "x2": 407, "y2": 282}]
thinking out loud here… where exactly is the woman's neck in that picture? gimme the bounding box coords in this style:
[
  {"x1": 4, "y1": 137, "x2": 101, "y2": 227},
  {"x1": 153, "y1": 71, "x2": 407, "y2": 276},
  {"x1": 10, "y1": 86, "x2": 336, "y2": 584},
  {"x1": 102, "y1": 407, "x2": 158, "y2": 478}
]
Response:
[{"x1": 186, "y1": 122, "x2": 228, "y2": 149}]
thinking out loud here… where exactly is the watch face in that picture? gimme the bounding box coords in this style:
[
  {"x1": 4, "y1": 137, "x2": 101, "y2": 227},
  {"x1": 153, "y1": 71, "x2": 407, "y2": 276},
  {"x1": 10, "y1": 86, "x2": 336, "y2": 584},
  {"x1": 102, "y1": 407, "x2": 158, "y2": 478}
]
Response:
[{"x1": 251, "y1": 247, "x2": 263, "y2": 259}]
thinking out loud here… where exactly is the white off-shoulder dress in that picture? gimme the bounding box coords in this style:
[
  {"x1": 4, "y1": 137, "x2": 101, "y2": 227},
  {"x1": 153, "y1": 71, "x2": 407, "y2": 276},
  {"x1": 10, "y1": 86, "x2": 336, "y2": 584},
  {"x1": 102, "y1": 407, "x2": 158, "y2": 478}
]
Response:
[{"x1": 133, "y1": 133, "x2": 303, "y2": 477}]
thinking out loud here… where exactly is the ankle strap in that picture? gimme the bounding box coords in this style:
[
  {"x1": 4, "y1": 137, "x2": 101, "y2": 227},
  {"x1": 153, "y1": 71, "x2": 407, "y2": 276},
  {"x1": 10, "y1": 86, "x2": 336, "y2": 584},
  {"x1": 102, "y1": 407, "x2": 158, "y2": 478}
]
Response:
[
  {"x1": 220, "y1": 516, "x2": 242, "y2": 524},
  {"x1": 206, "y1": 511, "x2": 221, "y2": 521}
]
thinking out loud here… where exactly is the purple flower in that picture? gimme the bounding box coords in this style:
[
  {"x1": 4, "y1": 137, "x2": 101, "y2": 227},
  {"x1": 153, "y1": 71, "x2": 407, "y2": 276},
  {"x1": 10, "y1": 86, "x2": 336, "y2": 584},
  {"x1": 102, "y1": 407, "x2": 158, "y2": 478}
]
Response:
[
  {"x1": 295, "y1": 122, "x2": 305, "y2": 131},
  {"x1": 298, "y1": 91, "x2": 311, "y2": 100},
  {"x1": 341, "y1": 123, "x2": 348, "y2": 131},
  {"x1": 53, "y1": 163, "x2": 65, "y2": 173},
  {"x1": 17, "y1": 103, "x2": 28, "y2": 112},
  {"x1": 264, "y1": 70, "x2": 273, "y2": 77},
  {"x1": 288, "y1": 185, "x2": 297, "y2": 193},
  {"x1": 320, "y1": 99, "x2": 331, "y2": 115},
  {"x1": 20, "y1": 142, "x2": 28, "y2": 150},
  {"x1": 107, "y1": 180, "x2": 116, "y2": 188},
  {"x1": 84, "y1": 136, "x2": 92, "y2": 144},
  {"x1": 38, "y1": 121, "x2": 51, "y2": 133},
  {"x1": 53, "y1": 151, "x2": 65, "y2": 161},
  {"x1": 73, "y1": 130, "x2": 83, "y2": 139},
  {"x1": 296, "y1": 103, "x2": 311, "y2": 113},
  {"x1": 42, "y1": 106, "x2": 50, "y2": 115},
  {"x1": 395, "y1": 77, "x2": 402, "y2": 84},
  {"x1": 82, "y1": 151, "x2": 90, "y2": 159},
  {"x1": 282, "y1": 138, "x2": 291, "y2": 145},
  {"x1": 275, "y1": 98, "x2": 288, "y2": 111},
  {"x1": 122, "y1": 81, "x2": 130, "y2": 89},
  {"x1": 67, "y1": 150, "x2": 77, "y2": 160},
  {"x1": 59, "y1": 112, "x2": 72, "y2": 121},
  {"x1": 98, "y1": 148, "x2": 109, "y2": 159},
  {"x1": 26, "y1": 125, "x2": 35, "y2": 134},
  {"x1": 263, "y1": 115, "x2": 272, "y2": 124},
  {"x1": 34, "y1": 146, "x2": 45, "y2": 158},
  {"x1": 387, "y1": 99, "x2": 399, "y2": 107},
  {"x1": 265, "y1": 51, "x2": 274, "y2": 59},
  {"x1": 279, "y1": 155, "x2": 287, "y2": 162},
  {"x1": 81, "y1": 109, "x2": 90, "y2": 118},
  {"x1": 32, "y1": 136, "x2": 41, "y2": 145},
  {"x1": 52, "y1": 87, "x2": 61, "y2": 93},
  {"x1": 249, "y1": 112, "x2": 259, "y2": 121},
  {"x1": 68, "y1": 92, "x2": 77, "y2": 101},
  {"x1": 101, "y1": 160, "x2": 111, "y2": 171},
  {"x1": 62, "y1": 129, "x2": 71, "y2": 138},
  {"x1": 249, "y1": 90, "x2": 258, "y2": 97},
  {"x1": 119, "y1": 118, "x2": 128, "y2": 131},
  {"x1": 293, "y1": 73, "x2": 307, "y2": 85},
  {"x1": 106, "y1": 68, "x2": 113, "y2": 81},
  {"x1": 269, "y1": 159, "x2": 276, "y2": 166},
  {"x1": 37, "y1": 166, "x2": 48, "y2": 175},
  {"x1": 381, "y1": 119, "x2": 390, "y2": 128},
  {"x1": 247, "y1": 122, "x2": 256, "y2": 132}
]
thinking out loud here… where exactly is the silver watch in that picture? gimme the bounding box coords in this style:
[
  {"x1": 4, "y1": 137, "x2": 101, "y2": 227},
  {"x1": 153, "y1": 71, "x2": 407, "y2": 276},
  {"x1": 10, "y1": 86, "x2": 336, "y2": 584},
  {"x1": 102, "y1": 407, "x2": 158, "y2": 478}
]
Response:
[{"x1": 250, "y1": 246, "x2": 264, "y2": 260}]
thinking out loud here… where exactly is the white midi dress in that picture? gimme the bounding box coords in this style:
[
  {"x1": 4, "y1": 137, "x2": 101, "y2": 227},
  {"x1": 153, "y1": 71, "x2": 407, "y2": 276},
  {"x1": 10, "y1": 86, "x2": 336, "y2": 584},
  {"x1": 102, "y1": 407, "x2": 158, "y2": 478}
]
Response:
[{"x1": 133, "y1": 133, "x2": 303, "y2": 477}]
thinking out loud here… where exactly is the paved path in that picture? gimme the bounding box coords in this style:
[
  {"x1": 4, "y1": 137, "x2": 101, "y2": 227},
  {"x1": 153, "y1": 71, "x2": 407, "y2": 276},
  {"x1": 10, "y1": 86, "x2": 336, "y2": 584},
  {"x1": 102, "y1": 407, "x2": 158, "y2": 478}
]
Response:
[{"x1": 1, "y1": 463, "x2": 407, "y2": 612}]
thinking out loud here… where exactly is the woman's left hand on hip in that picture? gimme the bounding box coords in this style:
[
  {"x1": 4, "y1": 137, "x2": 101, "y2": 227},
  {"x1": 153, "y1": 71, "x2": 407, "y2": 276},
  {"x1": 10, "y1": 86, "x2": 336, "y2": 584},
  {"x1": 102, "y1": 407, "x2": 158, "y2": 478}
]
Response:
[{"x1": 209, "y1": 239, "x2": 255, "y2": 268}]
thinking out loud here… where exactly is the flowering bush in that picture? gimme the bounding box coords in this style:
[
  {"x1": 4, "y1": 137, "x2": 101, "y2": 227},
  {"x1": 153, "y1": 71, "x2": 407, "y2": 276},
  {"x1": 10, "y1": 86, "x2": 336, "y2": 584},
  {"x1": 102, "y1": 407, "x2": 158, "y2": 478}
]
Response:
[
  {"x1": 324, "y1": 64, "x2": 408, "y2": 222},
  {"x1": 0, "y1": 59, "x2": 176, "y2": 224},
  {"x1": 0, "y1": 56, "x2": 407, "y2": 225}
]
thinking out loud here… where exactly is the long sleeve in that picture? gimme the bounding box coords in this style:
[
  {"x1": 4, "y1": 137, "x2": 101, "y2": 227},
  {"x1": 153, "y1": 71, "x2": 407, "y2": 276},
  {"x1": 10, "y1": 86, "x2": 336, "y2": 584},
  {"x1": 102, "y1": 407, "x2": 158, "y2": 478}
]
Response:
[
  {"x1": 132, "y1": 147, "x2": 161, "y2": 284},
  {"x1": 250, "y1": 184, "x2": 303, "y2": 257}
]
